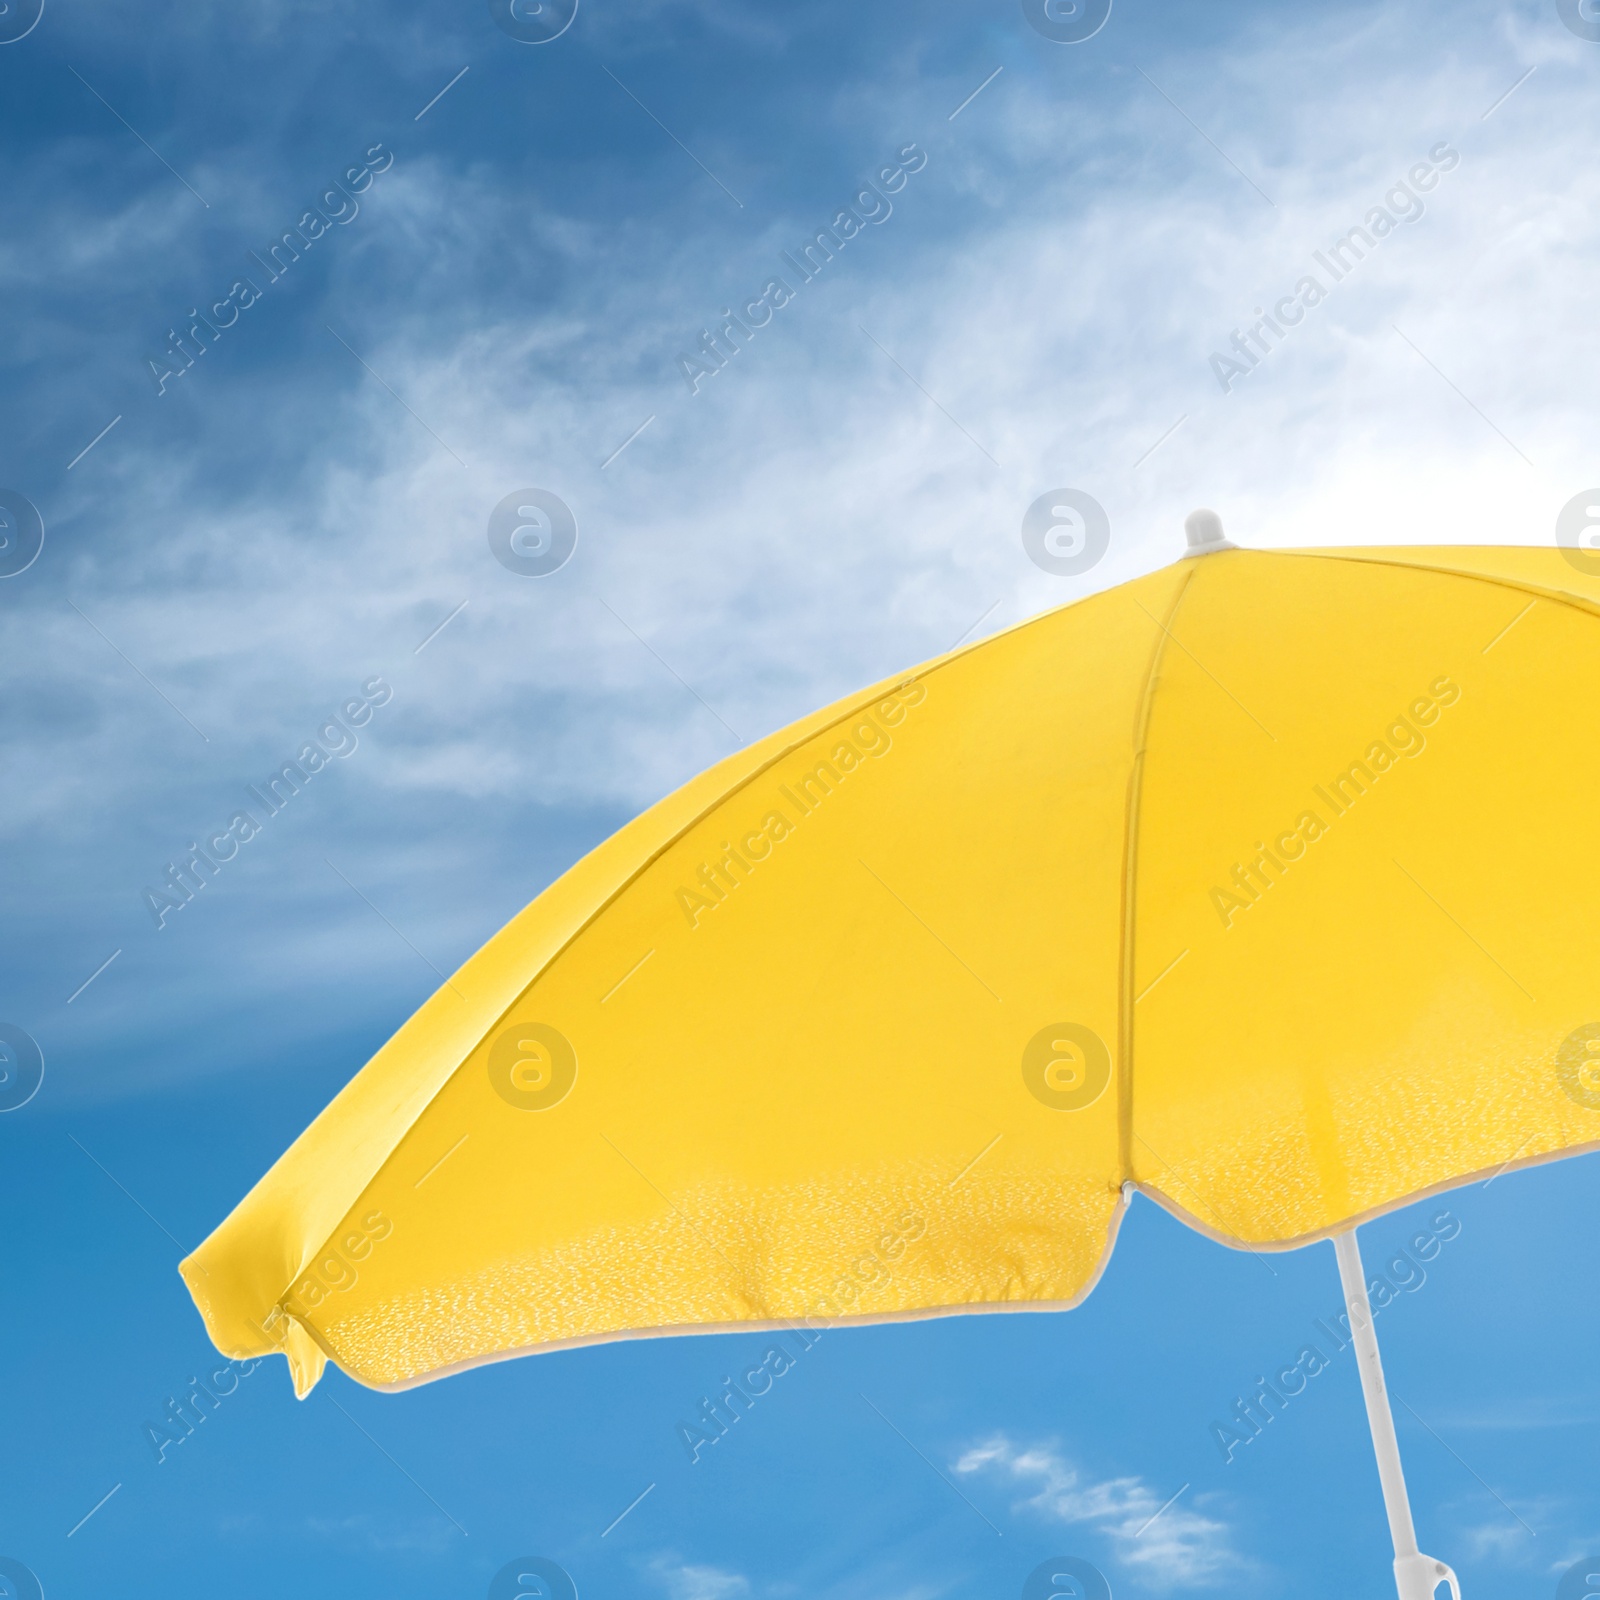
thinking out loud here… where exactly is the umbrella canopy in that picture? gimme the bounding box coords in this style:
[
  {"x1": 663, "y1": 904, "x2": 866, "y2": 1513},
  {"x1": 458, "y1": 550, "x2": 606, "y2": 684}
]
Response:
[{"x1": 182, "y1": 534, "x2": 1600, "y2": 1405}]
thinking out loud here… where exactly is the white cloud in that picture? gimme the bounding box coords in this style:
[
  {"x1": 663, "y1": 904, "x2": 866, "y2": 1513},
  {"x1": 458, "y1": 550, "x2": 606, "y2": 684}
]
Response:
[
  {"x1": 651, "y1": 1556, "x2": 752, "y2": 1600},
  {"x1": 17, "y1": 0, "x2": 1600, "y2": 1097},
  {"x1": 1461, "y1": 1520, "x2": 1534, "y2": 1561},
  {"x1": 954, "y1": 1435, "x2": 1239, "y2": 1590},
  {"x1": 302, "y1": 1510, "x2": 457, "y2": 1554}
]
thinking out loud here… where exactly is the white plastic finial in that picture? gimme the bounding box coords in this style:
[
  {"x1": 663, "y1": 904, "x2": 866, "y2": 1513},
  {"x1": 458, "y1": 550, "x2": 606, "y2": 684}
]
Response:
[{"x1": 1183, "y1": 508, "x2": 1237, "y2": 556}]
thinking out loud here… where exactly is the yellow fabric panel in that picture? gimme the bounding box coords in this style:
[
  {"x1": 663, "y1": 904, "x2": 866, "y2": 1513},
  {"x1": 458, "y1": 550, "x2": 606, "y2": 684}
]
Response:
[
  {"x1": 1131, "y1": 549, "x2": 1600, "y2": 1243},
  {"x1": 180, "y1": 662, "x2": 970, "y2": 1390},
  {"x1": 182, "y1": 544, "x2": 1600, "y2": 1394},
  {"x1": 1298, "y1": 543, "x2": 1600, "y2": 611},
  {"x1": 182, "y1": 567, "x2": 1187, "y2": 1392}
]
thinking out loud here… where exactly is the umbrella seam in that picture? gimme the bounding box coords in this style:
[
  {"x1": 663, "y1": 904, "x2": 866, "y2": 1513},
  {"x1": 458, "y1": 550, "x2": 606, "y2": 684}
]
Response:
[
  {"x1": 1116, "y1": 562, "x2": 1199, "y2": 1183},
  {"x1": 246, "y1": 578, "x2": 1159, "y2": 1347},
  {"x1": 218, "y1": 545, "x2": 1600, "y2": 1377},
  {"x1": 1251, "y1": 545, "x2": 1600, "y2": 623}
]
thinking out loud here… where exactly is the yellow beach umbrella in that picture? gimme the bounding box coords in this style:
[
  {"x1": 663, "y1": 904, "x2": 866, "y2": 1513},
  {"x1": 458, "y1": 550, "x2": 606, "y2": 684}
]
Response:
[{"x1": 183, "y1": 515, "x2": 1600, "y2": 1600}]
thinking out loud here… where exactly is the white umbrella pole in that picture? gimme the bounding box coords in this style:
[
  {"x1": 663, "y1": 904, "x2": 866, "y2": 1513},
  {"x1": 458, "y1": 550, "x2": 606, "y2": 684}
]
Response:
[{"x1": 1333, "y1": 1229, "x2": 1461, "y2": 1600}]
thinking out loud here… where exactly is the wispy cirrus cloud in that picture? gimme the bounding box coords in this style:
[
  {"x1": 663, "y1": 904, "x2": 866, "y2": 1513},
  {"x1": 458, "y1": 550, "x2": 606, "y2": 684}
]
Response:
[
  {"x1": 649, "y1": 1556, "x2": 751, "y2": 1600},
  {"x1": 953, "y1": 1435, "x2": 1240, "y2": 1589},
  {"x1": 11, "y1": 0, "x2": 1600, "y2": 1116}
]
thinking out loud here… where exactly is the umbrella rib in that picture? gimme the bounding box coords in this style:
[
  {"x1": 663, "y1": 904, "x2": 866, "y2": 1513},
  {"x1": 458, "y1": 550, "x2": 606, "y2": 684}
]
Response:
[
  {"x1": 1118, "y1": 567, "x2": 1200, "y2": 1187},
  {"x1": 416, "y1": 615, "x2": 1055, "y2": 1090},
  {"x1": 858, "y1": 859, "x2": 1001, "y2": 1001},
  {"x1": 1126, "y1": 593, "x2": 1277, "y2": 742},
  {"x1": 1254, "y1": 550, "x2": 1600, "y2": 651}
]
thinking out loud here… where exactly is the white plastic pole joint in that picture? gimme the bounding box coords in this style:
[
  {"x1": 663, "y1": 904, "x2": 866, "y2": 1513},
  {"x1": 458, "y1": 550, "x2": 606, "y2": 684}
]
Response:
[{"x1": 1333, "y1": 1229, "x2": 1461, "y2": 1600}]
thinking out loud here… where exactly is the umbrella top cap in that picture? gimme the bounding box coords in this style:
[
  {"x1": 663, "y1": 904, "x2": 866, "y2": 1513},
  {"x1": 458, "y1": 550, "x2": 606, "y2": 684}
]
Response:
[{"x1": 1182, "y1": 508, "x2": 1237, "y2": 557}]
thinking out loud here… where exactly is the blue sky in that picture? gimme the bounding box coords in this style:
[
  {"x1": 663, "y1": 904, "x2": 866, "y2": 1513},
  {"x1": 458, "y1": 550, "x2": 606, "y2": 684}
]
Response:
[{"x1": 3, "y1": 0, "x2": 1599, "y2": 1595}]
